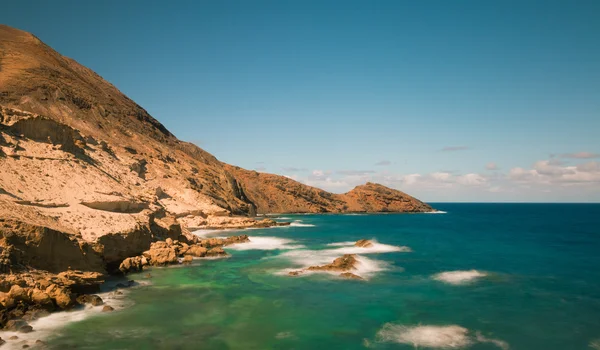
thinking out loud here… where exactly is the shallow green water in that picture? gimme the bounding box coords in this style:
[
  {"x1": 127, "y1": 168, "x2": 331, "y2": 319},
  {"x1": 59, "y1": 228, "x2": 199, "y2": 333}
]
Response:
[{"x1": 42, "y1": 204, "x2": 600, "y2": 349}]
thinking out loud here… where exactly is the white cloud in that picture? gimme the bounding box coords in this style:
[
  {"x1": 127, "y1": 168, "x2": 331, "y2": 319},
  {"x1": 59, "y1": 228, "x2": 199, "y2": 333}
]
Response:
[
  {"x1": 509, "y1": 160, "x2": 600, "y2": 185},
  {"x1": 430, "y1": 172, "x2": 452, "y2": 181},
  {"x1": 457, "y1": 173, "x2": 487, "y2": 186},
  {"x1": 559, "y1": 152, "x2": 600, "y2": 159},
  {"x1": 486, "y1": 162, "x2": 498, "y2": 170}
]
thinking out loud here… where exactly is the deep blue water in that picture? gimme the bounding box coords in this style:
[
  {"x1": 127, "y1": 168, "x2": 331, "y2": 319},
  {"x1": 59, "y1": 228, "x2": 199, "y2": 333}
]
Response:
[{"x1": 40, "y1": 203, "x2": 600, "y2": 349}]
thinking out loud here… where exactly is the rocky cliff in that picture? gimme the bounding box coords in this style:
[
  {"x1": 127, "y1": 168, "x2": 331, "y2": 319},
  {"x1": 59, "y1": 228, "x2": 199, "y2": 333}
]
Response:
[{"x1": 0, "y1": 24, "x2": 432, "y2": 329}]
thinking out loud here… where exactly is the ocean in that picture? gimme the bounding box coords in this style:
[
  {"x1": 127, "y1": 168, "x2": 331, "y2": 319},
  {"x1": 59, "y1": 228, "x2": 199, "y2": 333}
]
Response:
[{"x1": 24, "y1": 204, "x2": 600, "y2": 349}]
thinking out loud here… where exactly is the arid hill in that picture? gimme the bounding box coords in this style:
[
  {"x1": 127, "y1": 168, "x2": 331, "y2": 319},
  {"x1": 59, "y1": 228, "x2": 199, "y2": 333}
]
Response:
[
  {"x1": 226, "y1": 166, "x2": 432, "y2": 213},
  {"x1": 0, "y1": 24, "x2": 432, "y2": 329}
]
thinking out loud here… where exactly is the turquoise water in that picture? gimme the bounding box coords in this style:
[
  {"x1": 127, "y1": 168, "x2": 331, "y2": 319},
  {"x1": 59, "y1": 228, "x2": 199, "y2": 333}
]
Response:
[{"x1": 46, "y1": 204, "x2": 600, "y2": 349}]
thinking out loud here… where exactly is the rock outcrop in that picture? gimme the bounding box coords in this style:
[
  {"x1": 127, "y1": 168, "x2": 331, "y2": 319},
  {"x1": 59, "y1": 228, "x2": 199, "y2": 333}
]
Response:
[
  {"x1": 288, "y1": 254, "x2": 362, "y2": 279},
  {"x1": 355, "y1": 239, "x2": 374, "y2": 248}
]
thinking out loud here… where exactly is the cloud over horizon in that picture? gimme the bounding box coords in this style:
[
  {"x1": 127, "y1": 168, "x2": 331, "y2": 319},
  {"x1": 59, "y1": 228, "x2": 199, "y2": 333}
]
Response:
[{"x1": 559, "y1": 152, "x2": 600, "y2": 159}]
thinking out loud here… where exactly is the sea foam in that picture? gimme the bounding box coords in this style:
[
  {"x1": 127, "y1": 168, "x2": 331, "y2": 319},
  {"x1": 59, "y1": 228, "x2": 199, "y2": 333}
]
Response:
[
  {"x1": 289, "y1": 220, "x2": 316, "y2": 227},
  {"x1": 377, "y1": 324, "x2": 472, "y2": 348},
  {"x1": 226, "y1": 236, "x2": 304, "y2": 250},
  {"x1": 376, "y1": 324, "x2": 509, "y2": 349},
  {"x1": 433, "y1": 270, "x2": 487, "y2": 285},
  {"x1": 277, "y1": 239, "x2": 409, "y2": 278}
]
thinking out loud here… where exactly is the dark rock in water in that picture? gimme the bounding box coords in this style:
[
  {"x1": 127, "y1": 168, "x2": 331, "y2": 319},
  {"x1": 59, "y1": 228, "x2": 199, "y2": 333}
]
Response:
[
  {"x1": 35, "y1": 340, "x2": 46, "y2": 345},
  {"x1": 115, "y1": 291, "x2": 123, "y2": 295},
  {"x1": 22, "y1": 345, "x2": 30, "y2": 349},
  {"x1": 19, "y1": 325, "x2": 34, "y2": 333},
  {"x1": 9, "y1": 335, "x2": 19, "y2": 340},
  {"x1": 145, "y1": 273, "x2": 152, "y2": 279},
  {"x1": 76, "y1": 294, "x2": 103, "y2": 306},
  {"x1": 288, "y1": 271, "x2": 303, "y2": 276},
  {"x1": 102, "y1": 305, "x2": 114, "y2": 312},
  {"x1": 0, "y1": 337, "x2": 5, "y2": 346},
  {"x1": 22, "y1": 308, "x2": 50, "y2": 322}
]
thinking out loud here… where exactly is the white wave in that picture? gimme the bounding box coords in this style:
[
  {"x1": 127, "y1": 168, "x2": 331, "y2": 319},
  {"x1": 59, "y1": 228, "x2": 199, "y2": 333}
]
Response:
[
  {"x1": 275, "y1": 217, "x2": 292, "y2": 220},
  {"x1": 330, "y1": 240, "x2": 412, "y2": 254},
  {"x1": 433, "y1": 270, "x2": 487, "y2": 285},
  {"x1": 289, "y1": 221, "x2": 315, "y2": 227},
  {"x1": 276, "y1": 254, "x2": 388, "y2": 279},
  {"x1": 377, "y1": 324, "x2": 472, "y2": 348},
  {"x1": 277, "y1": 239, "x2": 407, "y2": 278},
  {"x1": 326, "y1": 241, "x2": 356, "y2": 247},
  {"x1": 476, "y1": 332, "x2": 510, "y2": 350},
  {"x1": 590, "y1": 340, "x2": 600, "y2": 350},
  {"x1": 192, "y1": 228, "x2": 237, "y2": 238},
  {"x1": 226, "y1": 236, "x2": 304, "y2": 250},
  {"x1": 424, "y1": 210, "x2": 447, "y2": 214},
  {"x1": 0, "y1": 289, "x2": 132, "y2": 349}
]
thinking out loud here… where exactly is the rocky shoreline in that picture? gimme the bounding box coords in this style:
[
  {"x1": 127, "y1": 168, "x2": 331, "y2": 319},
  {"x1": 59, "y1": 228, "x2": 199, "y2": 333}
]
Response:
[{"x1": 0, "y1": 217, "x2": 285, "y2": 340}]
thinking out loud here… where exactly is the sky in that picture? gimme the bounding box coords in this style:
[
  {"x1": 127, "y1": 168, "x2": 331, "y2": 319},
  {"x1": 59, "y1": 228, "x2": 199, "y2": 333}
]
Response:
[{"x1": 2, "y1": 0, "x2": 600, "y2": 202}]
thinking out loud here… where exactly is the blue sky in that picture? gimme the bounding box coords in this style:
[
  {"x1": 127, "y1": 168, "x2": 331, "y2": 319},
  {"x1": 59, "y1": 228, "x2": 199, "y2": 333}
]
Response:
[{"x1": 2, "y1": 0, "x2": 599, "y2": 202}]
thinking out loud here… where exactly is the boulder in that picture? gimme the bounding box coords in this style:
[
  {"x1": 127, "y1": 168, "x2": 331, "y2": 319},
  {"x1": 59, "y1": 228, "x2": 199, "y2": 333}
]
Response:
[
  {"x1": 44, "y1": 284, "x2": 73, "y2": 309},
  {"x1": 102, "y1": 305, "x2": 114, "y2": 312},
  {"x1": 8, "y1": 285, "x2": 30, "y2": 302},
  {"x1": 182, "y1": 255, "x2": 193, "y2": 264},
  {"x1": 28, "y1": 289, "x2": 54, "y2": 310},
  {"x1": 143, "y1": 247, "x2": 178, "y2": 266},
  {"x1": 119, "y1": 256, "x2": 144, "y2": 274}
]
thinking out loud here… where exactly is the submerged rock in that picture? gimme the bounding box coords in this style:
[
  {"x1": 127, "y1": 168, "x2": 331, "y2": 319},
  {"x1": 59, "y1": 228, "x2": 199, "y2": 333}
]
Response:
[
  {"x1": 5, "y1": 319, "x2": 33, "y2": 333},
  {"x1": 339, "y1": 272, "x2": 363, "y2": 280}
]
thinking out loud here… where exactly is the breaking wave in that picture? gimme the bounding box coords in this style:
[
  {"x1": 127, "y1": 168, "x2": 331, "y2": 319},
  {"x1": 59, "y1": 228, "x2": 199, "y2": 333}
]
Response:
[
  {"x1": 226, "y1": 236, "x2": 304, "y2": 250},
  {"x1": 376, "y1": 324, "x2": 509, "y2": 349},
  {"x1": 289, "y1": 220, "x2": 316, "y2": 227},
  {"x1": 433, "y1": 270, "x2": 487, "y2": 285},
  {"x1": 276, "y1": 239, "x2": 409, "y2": 278}
]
